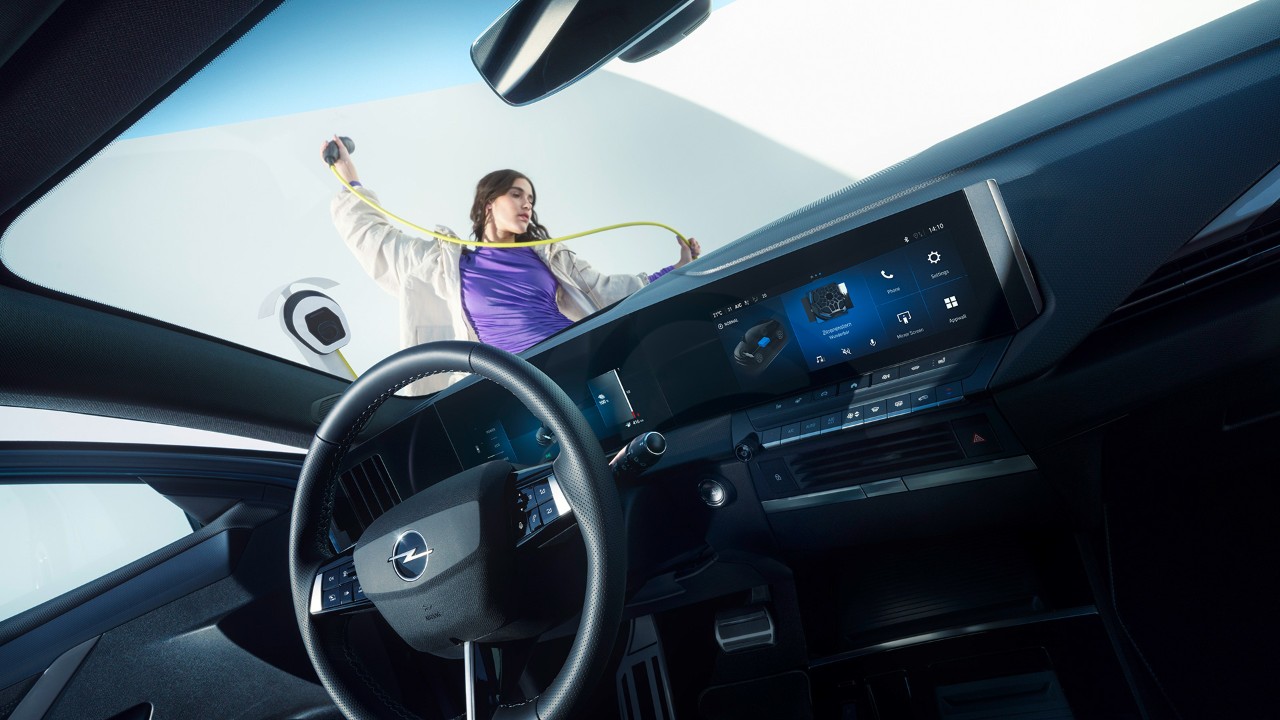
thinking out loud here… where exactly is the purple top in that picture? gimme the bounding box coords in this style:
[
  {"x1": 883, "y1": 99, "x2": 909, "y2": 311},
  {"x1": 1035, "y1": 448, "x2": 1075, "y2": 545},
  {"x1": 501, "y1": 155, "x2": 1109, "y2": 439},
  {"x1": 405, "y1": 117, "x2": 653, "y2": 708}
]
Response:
[{"x1": 460, "y1": 246, "x2": 674, "y2": 353}]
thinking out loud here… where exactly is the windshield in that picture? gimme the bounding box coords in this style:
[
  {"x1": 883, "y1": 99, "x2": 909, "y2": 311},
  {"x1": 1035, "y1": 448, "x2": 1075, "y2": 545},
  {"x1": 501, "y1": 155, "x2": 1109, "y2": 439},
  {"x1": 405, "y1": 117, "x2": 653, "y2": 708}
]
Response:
[{"x1": 0, "y1": 0, "x2": 1254, "y2": 380}]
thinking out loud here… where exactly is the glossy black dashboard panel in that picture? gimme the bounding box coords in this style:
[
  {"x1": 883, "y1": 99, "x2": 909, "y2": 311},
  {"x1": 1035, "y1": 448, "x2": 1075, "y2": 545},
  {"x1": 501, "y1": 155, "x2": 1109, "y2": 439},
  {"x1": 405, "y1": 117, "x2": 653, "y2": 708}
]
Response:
[{"x1": 429, "y1": 181, "x2": 1041, "y2": 473}]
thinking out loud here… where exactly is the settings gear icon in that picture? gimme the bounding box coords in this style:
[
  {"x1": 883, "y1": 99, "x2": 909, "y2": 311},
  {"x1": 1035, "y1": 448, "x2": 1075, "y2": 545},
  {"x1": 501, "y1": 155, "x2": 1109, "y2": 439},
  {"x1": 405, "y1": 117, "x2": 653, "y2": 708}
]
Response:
[{"x1": 927, "y1": 250, "x2": 942, "y2": 264}]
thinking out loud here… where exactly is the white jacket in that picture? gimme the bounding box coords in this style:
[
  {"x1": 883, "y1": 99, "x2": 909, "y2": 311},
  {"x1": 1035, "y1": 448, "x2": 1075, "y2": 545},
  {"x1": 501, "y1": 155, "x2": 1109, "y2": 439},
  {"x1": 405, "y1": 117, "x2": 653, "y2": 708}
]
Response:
[{"x1": 331, "y1": 186, "x2": 650, "y2": 395}]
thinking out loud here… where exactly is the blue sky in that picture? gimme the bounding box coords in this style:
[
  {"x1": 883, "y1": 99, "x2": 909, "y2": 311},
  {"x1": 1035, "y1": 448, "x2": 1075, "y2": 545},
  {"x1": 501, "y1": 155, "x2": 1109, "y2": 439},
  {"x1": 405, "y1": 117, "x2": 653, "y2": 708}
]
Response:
[{"x1": 124, "y1": 0, "x2": 736, "y2": 138}]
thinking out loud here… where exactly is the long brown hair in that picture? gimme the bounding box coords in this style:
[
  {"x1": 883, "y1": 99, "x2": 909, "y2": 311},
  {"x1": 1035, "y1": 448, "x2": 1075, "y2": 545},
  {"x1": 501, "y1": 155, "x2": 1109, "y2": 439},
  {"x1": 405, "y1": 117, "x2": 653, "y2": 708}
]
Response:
[{"x1": 469, "y1": 169, "x2": 550, "y2": 243}]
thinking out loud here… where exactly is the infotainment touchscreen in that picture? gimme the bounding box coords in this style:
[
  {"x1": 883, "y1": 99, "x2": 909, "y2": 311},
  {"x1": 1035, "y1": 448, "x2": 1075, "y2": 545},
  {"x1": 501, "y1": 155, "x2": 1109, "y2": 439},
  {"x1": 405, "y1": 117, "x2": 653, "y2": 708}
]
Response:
[
  {"x1": 717, "y1": 227, "x2": 978, "y2": 377},
  {"x1": 678, "y1": 180, "x2": 1040, "y2": 402}
]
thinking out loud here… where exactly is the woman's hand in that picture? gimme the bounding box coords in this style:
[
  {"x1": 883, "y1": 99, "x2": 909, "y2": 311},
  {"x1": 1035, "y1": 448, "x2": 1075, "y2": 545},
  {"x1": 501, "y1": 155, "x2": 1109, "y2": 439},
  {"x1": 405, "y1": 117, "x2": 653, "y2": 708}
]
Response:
[
  {"x1": 674, "y1": 236, "x2": 701, "y2": 269},
  {"x1": 321, "y1": 135, "x2": 360, "y2": 185}
]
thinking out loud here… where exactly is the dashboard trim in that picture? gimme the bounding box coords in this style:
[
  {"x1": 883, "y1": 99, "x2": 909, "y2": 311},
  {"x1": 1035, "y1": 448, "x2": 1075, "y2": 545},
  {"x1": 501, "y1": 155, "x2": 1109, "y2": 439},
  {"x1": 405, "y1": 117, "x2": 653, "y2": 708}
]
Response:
[
  {"x1": 759, "y1": 454, "x2": 1037, "y2": 514},
  {"x1": 966, "y1": 180, "x2": 1044, "y2": 324},
  {"x1": 808, "y1": 605, "x2": 1099, "y2": 668}
]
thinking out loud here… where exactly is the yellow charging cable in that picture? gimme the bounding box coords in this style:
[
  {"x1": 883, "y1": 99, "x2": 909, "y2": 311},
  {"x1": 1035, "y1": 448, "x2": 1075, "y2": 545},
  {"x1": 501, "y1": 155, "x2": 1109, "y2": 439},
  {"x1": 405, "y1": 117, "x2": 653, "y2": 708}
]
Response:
[
  {"x1": 330, "y1": 165, "x2": 693, "y2": 251},
  {"x1": 334, "y1": 348, "x2": 358, "y2": 380}
]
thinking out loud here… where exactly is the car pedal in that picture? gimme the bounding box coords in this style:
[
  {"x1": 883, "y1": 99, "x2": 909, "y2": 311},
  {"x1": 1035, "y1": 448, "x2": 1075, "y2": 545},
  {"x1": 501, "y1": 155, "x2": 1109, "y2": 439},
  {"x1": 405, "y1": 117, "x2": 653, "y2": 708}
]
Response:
[
  {"x1": 714, "y1": 605, "x2": 776, "y2": 654},
  {"x1": 616, "y1": 614, "x2": 677, "y2": 720}
]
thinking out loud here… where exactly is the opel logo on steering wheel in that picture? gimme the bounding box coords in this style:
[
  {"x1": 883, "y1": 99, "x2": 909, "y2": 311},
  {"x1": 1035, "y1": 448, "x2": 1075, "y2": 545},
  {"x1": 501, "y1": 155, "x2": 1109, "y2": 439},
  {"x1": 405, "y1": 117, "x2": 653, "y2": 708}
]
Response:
[{"x1": 387, "y1": 530, "x2": 433, "y2": 582}]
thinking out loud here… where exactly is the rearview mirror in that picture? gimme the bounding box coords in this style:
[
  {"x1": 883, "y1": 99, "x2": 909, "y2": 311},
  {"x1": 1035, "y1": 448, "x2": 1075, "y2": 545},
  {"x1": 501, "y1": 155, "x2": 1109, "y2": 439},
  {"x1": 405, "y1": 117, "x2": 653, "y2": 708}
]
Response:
[{"x1": 472, "y1": 0, "x2": 709, "y2": 106}]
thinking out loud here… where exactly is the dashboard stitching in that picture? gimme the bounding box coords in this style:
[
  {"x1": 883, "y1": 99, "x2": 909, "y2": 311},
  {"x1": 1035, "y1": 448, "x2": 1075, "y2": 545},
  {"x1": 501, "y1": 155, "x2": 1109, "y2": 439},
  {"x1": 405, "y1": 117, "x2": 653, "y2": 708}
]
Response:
[{"x1": 687, "y1": 171, "x2": 959, "y2": 276}]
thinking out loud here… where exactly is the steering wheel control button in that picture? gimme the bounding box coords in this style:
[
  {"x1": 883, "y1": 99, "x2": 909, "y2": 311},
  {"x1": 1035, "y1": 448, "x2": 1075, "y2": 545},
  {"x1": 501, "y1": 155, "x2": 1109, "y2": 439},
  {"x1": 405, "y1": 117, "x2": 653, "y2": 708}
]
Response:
[
  {"x1": 532, "y1": 482, "x2": 553, "y2": 505},
  {"x1": 540, "y1": 502, "x2": 560, "y2": 523},
  {"x1": 388, "y1": 530, "x2": 433, "y2": 582},
  {"x1": 322, "y1": 568, "x2": 343, "y2": 590},
  {"x1": 353, "y1": 581, "x2": 365, "y2": 602},
  {"x1": 338, "y1": 582, "x2": 355, "y2": 605},
  {"x1": 322, "y1": 588, "x2": 342, "y2": 610},
  {"x1": 519, "y1": 486, "x2": 537, "y2": 509},
  {"x1": 340, "y1": 564, "x2": 358, "y2": 582},
  {"x1": 527, "y1": 508, "x2": 543, "y2": 532}
]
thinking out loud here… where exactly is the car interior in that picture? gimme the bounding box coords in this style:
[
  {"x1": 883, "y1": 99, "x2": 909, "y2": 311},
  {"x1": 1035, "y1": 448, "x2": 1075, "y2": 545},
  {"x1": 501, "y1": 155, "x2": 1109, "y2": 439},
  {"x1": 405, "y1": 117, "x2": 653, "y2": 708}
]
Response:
[{"x1": 2, "y1": 1, "x2": 1279, "y2": 719}]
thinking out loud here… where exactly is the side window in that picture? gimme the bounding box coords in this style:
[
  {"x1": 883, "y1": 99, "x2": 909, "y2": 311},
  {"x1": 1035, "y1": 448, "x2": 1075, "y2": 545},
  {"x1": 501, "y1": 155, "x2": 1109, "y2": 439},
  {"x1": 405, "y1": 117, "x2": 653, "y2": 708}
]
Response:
[{"x1": 0, "y1": 482, "x2": 195, "y2": 623}]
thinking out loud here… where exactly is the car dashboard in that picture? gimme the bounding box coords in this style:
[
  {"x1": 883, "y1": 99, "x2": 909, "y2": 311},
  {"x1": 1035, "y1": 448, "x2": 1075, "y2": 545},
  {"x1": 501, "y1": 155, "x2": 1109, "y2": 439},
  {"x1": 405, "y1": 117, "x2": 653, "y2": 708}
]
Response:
[
  {"x1": 312, "y1": 19, "x2": 1280, "y2": 698},
  {"x1": 326, "y1": 180, "x2": 1043, "y2": 550}
]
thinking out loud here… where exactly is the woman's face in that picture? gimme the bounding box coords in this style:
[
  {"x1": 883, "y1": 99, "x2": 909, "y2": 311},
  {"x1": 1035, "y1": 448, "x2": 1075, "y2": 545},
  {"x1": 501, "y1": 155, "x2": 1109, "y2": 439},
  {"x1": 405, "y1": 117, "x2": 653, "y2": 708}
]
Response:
[{"x1": 487, "y1": 177, "x2": 534, "y2": 240}]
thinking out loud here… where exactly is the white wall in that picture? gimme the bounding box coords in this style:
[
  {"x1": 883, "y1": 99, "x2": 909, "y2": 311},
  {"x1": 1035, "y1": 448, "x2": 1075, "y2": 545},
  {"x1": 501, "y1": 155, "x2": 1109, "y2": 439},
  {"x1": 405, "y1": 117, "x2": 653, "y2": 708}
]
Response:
[{"x1": 5, "y1": 74, "x2": 852, "y2": 374}]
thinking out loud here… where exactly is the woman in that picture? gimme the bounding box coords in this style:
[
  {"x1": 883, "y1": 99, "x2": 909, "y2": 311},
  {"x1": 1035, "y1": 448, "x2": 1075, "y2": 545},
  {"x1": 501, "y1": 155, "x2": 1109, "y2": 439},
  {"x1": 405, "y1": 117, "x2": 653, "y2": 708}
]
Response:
[{"x1": 323, "y1": 136, "x2": 700, "y2": 395}]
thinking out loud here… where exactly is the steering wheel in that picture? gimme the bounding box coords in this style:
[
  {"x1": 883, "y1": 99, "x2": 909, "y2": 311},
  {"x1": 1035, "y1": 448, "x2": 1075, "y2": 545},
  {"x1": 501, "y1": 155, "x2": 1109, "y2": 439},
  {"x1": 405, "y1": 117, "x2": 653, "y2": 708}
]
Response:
[{"x1": 288, "y1": 341, "x2": 626, "y2": 719}]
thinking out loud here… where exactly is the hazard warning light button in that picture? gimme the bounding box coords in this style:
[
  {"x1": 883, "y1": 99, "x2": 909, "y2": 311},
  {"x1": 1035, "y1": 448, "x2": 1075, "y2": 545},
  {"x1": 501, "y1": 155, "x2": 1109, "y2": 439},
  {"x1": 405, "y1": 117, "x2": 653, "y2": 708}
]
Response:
[{"x1": 952, "y1": 416, "x2": 1003, "y2": 458}]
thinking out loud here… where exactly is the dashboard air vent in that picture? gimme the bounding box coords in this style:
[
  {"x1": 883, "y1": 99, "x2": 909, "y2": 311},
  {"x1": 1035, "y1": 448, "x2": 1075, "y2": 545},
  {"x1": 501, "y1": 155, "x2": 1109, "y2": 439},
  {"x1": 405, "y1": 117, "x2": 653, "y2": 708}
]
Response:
[
  {"x1": 336, "y1": 455, "x2": 401, "y2": 530},
  {"x1": 1109, "y1": 215, "x2": 1280, "y2": 323},
  {"x1": 789, "y1": 421, "x2": 964, "y2": 489},
  {"x1": 310, "y1": 394, "x2": 342, "y2": 425}
]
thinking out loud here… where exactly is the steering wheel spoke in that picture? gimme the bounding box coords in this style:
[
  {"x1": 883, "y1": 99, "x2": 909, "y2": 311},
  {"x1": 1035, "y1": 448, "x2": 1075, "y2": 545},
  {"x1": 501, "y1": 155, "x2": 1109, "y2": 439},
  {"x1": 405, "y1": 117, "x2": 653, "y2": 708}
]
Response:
[{"x1": 467, "y1": 638, "x2": 542, "y2": 720}]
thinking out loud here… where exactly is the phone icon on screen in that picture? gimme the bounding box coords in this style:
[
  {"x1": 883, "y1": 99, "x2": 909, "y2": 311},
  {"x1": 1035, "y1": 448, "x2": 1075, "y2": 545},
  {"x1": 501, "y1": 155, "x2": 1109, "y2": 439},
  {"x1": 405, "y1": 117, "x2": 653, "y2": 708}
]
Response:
[{"x1": 880, "y1": 270, "x2": 894, "y2": 279}]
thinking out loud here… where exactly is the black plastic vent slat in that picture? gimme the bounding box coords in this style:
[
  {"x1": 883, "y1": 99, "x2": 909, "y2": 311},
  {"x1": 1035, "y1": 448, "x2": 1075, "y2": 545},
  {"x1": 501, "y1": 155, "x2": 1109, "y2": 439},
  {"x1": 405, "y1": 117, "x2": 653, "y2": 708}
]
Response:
[
  {"x1": 337, "y1": 471, "x2": 375, "y2": 529},
  {"x1": 790, "y1": 422, "x2": 964, "y2": 488},
  {"x1": 1112, "y1": 216, "x2": 1280, "y2": 322},
  {"x1": 336, "y1": 455, "x2": 402, "y2": 531}
]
